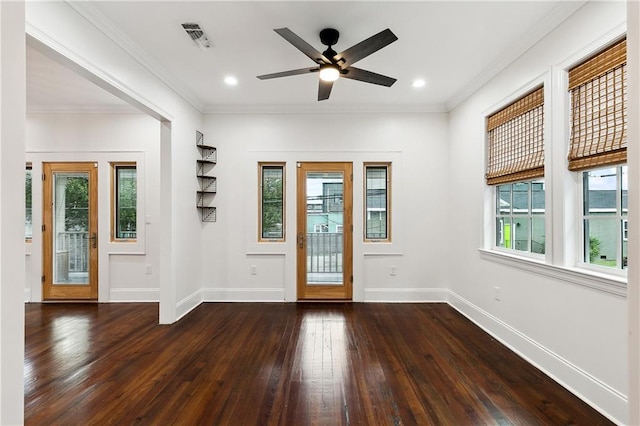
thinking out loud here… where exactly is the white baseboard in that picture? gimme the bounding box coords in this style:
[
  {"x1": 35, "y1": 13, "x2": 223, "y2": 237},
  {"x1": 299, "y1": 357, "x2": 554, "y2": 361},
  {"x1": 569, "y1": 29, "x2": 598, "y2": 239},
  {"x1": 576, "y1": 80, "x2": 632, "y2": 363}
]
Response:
[
  {"x1": 175, "y1": 289, "x2": 204, "y2": 321},
  {"x1": 447, "y1": 290, "x2": 627, "y2": 425},
  {"x1": 201, "y1": 287, "x2": 285, "y2": 302},
  {"x1": 364, "y1": 287, "x2": 449, "y2": 302},
  {"x1": 24, "y1": 289, "x2": 31, "y2": 303},
  {"x1": 109, "y1": 288, "x2": 159, "y2": 302}
]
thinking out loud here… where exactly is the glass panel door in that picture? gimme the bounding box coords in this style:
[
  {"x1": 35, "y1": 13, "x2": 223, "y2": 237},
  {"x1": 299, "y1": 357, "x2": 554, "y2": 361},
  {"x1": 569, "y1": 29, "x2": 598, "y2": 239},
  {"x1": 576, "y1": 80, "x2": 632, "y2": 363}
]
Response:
[
  {"x1": 43, "y1": 163, "x2": 98, "y2": 300},
  {"x1": 297, "y1": 162, "x2": 352, "y2": 300}
]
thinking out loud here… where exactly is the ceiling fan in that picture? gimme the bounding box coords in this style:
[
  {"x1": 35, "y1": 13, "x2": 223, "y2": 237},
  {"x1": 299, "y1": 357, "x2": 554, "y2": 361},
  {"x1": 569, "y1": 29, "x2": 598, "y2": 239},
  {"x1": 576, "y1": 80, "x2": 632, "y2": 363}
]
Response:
[{"x1": 257, "y1": 27, "x2": 398, "y2": 101}]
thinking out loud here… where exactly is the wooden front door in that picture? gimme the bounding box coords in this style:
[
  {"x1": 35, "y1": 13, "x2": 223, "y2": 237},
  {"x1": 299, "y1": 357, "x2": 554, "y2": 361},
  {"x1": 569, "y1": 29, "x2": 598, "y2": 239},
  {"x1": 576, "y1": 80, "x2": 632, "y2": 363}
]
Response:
[
  {"x1": 296, "y1": 162, "x2": 353, "y2": 300},
  {"x1": 43, "y1": 162, "x2": 98, "y2": 300}
]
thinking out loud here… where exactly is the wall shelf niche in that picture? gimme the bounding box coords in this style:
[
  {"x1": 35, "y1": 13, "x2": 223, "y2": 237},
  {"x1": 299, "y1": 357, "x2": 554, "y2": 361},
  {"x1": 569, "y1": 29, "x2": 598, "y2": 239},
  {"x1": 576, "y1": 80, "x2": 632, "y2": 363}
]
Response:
[{"x1": 196, "y1": 130, "x2": 217, "y2": 222}]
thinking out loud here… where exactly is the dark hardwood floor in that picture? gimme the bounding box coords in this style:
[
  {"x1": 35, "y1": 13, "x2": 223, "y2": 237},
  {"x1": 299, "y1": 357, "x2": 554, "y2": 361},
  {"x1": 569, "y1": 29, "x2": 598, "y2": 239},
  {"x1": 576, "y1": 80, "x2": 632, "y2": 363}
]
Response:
[{"x1": 25, "y1": 302, "x2": 612, "y2": 425}]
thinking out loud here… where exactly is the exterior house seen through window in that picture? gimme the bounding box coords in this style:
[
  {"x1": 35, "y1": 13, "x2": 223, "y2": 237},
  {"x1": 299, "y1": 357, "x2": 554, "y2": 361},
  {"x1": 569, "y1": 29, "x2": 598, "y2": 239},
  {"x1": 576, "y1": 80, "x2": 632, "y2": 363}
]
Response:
[
  {"x1": 259, "y1": 163, "x2": 285, "y2": 241},
  {"x1": 365, "y1": 163, "x2": 390, "y2": 241},
  {"x1": 582, "y1": 165, "x2": 627, "y2": 269},
  {"x1": 112, "y1": 163, "x2": 137, "y2": 241},
  {"x1": 496, "y1": 180, "x2": 545, "y2": 254}
]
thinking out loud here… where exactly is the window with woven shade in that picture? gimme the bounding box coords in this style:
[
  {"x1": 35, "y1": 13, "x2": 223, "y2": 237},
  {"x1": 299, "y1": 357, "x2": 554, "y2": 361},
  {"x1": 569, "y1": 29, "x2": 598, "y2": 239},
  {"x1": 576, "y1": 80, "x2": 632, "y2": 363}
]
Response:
[
  {"x1": 568, "y1": 38, "x2": 626, "y2": 171},
  {"x1": 485, "y1": 87, "x2": 544, "y2": 185}
]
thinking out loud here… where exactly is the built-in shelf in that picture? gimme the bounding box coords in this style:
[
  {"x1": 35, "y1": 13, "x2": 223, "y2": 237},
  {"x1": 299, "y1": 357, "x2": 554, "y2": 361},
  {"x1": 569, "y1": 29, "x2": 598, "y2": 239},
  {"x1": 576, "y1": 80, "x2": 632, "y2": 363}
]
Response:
[{"x1": 196, "y1": 130, "x2": 216, "y2": 223}]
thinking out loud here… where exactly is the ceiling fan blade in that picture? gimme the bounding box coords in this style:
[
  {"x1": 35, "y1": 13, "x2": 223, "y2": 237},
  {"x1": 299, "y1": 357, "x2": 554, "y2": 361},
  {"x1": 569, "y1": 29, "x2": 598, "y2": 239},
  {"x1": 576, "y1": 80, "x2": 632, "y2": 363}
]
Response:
[
  {"x1": 274, "y1": 28, "x2": 330, "y2": 64},
  {"x1": 335, "y1": 29, "x2": 398, "y2": 68},
  {"x1": 318, "y1": 79, "x2": 334, "y2": 101},
  {"x1": 257, "y1": 67, "x2": 319, "y2": 80},
  {"x1": 341, "y1": 67, "x2": 397, "y2": 87}
]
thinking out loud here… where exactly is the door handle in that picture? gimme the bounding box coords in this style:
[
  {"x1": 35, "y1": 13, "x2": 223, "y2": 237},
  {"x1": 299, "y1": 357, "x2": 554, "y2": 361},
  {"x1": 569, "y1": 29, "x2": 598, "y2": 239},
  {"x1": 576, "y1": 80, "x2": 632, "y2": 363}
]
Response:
[
  {"x1": 297, "y1": 232, "x2": 305, "y2": 249},
  {"x1": 85, "y1": 232, "x2": 97, "y2": 249}
]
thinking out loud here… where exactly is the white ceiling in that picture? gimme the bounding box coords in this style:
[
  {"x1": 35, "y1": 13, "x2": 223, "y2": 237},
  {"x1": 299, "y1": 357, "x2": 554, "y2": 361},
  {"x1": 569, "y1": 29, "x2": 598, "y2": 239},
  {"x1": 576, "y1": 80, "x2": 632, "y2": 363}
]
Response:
[{"x1": 26, "y1": 1, "x2": 587, "y2": 114}]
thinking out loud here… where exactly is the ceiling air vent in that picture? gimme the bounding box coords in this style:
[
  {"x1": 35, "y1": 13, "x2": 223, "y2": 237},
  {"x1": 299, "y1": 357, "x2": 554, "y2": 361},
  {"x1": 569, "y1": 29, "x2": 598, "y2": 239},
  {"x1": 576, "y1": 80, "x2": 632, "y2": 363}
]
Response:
[{"x1": 181, "y1": 23, "x2": 212, "y2": 50}]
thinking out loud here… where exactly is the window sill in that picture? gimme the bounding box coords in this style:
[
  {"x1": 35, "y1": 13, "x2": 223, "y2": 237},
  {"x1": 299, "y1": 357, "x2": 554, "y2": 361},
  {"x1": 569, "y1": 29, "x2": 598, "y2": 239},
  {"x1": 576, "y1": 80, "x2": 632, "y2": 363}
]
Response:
[{"x1": 478, "y1": 248, "x2": 626, "y2": 297}]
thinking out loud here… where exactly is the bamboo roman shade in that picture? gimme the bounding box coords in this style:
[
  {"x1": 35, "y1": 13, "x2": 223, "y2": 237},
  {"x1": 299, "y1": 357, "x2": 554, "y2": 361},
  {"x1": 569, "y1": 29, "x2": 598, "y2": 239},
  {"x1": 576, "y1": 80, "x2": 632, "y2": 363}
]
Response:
[
  {"x1": 485, "y1": 87, "x2": 544, "y2": 185},
  {"x1": 568, "y1": 39, "x2": 627, "y2": 171}
]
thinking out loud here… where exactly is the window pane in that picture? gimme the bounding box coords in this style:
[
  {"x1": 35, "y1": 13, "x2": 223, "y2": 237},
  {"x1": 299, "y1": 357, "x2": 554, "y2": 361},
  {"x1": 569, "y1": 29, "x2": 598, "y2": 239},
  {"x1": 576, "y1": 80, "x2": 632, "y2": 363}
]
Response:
[
  {"x1": 115, "y1": 166, "x2": 136, "y2": 239},
  {"x1": 622, "y1": 165, "x2": 628, "y2": 215},
  {"x1": 26, "y1": 168, "x2": 32, "y2": 239},
  {"x1": 261, "y1": 165, "x2": 284, "y2": 239},
  {"x1": 622, "y1": 219, "x2": 628, "y2": 269},
  {"x1": 531, "y1": 180, "x2": 545, "y2": 213},
  {"x1": 365, "y1": 166, "x2": 388, "y2": 240},
  {"x1": 585, "y1": 218, "x2": 619, "y2": 267},
  {"x1": 531, "y1": 217, "x2": 545, "y2": 254},
  {"x1": 496, "y1": 218, "x2": 510, "y2": 248},
  {"x1": 512, "y1": 182, "x2": 529, "y2": 214},
  {"x1": 584, "y1": 167, "x2": 617, "y2": 214},
  {"x1": 513, "y1": 217, "x2": 529, "y2": 251},
  {"x1": 497, "y1": 185, "x2": 510, "y2": 215}
]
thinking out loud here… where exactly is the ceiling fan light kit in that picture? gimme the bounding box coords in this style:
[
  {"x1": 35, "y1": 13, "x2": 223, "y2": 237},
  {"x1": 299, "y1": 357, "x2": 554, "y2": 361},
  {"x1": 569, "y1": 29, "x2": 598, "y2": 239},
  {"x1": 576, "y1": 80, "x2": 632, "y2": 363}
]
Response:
[
  {"x1": 319, "y1": 65, "x2": 340, "y2": 82},
  {"x1": 257, "y1": 27, "x2": 398, "y2": 101}
]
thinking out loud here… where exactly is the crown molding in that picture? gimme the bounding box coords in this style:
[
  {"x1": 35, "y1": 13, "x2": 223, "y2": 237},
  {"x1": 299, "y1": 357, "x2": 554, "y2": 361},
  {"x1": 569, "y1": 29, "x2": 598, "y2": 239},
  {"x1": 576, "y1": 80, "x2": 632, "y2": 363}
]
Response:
[
  {"x1": 203, "y1": 102, "x2": 448, "y2": 114},
  {"x1": 27, "y1": 104, "x2": 143, "y2": 114},
  {"x1": 67, "y1": 1, "x2": 205, "y2": 113},
  {"x1": 445, "y1": 0, "x2": 588, "y2": 111}
]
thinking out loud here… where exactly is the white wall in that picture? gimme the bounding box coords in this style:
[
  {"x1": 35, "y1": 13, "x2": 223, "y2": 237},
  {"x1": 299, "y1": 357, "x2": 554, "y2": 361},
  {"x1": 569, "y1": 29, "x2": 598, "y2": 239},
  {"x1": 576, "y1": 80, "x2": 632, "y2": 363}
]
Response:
[
  {"x1": 0, "y1": 2, "x2": 26, "y2": 424},
  {"x1": 202, "y1": 112, "x2": 450, "y2": 302},
  {"x1": 447, "y1": 1, "x2": 627, "y2": 423},
  {"x1": 627, "y1": 2, "x2": 640, "y2": 422},
  {"x1": 25, "y1": 113, "x2": 161, "y2": 302}
]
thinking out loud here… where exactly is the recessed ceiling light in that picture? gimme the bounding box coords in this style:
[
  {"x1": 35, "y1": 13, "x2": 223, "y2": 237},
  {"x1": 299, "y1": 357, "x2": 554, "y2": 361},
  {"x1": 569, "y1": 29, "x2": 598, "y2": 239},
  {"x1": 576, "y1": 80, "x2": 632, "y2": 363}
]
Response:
[
  {"x1": 412, "y1": 79, "x2": 426, "y2": 88},
  {"x1": 224, "y1": 76, "x2": 238, "y2": 86}
]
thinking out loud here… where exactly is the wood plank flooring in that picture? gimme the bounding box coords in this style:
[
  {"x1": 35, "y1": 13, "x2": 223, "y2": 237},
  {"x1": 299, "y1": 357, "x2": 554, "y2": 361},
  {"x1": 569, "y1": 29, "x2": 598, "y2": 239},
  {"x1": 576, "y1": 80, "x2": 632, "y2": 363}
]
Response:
[{"x1": 25, "y1": 302, "x2": 613, "y2": 425}]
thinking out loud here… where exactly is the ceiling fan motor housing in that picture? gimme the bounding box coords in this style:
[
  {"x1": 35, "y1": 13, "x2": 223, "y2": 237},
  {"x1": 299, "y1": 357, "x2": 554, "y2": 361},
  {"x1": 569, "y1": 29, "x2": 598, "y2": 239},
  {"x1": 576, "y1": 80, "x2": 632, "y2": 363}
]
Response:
[{"x1": 320, "y1": 28, "x2": 339, "y2": 47}]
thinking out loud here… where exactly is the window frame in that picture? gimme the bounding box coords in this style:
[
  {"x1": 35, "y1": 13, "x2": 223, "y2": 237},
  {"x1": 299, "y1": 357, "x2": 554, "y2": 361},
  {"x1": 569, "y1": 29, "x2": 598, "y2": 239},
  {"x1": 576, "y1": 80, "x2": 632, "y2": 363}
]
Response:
[
  {"x1": 258, "y1": 162, "x2": 286, "y2": 242},
  {"x1": 110, "y1": 162, "x2": 137, "y2": 243},
  {"x1": 364, "y1": 162, "x2": 391, "y2": 243},
  {"x1": 493, "y1": 179, "x2": 546, "y2": 257}
]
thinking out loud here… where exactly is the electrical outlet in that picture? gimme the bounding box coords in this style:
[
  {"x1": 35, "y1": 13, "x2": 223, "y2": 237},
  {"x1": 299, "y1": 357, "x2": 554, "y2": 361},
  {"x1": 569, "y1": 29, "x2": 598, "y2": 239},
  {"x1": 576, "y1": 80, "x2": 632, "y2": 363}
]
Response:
[
  {"x1": 145, "y1": 265, "x2": 152, "y2": 275},
  {"x1": 250, "y1": 265, "x2": 257, "y2": 275},
  {"x1": 390, "y1": 266, "x2": 397, "y2": 276},
  {"x1": 494, "y1": 286, "x2": 501, "y2": 301}
]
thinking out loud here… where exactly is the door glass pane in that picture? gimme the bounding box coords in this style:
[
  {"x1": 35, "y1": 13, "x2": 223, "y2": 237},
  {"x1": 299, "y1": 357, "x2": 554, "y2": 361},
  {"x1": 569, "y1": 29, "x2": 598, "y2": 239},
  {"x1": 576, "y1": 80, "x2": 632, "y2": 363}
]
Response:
[
  {"x1": 306, "y1": 171, "x2": 343, "y2": 285},
  {"x1": 53, "y1": 172, "x2": 90, "y2": 285}
]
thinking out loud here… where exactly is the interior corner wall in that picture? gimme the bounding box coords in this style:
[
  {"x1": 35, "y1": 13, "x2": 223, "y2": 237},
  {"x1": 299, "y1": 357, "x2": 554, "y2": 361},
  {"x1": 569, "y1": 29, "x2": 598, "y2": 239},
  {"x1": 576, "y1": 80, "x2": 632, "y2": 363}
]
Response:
[
  {"x1": 626, "y1": 1, "x2": 640, "y2": 423},
  {"x1": 26, "y1": 1, "x2": 205, "y2": 323},
  {"x1": 202, "y1": 112, "x2": 450, "y2": 303},
  {"x1": 447, "y1": 1, "x2": 627, "y2": 423},
  {"x1": 25, "y1": 113, "x2": 161, "y2": 303},
  {"x1": 0, "y1": 2, "x2": 26, "y2": 424}
]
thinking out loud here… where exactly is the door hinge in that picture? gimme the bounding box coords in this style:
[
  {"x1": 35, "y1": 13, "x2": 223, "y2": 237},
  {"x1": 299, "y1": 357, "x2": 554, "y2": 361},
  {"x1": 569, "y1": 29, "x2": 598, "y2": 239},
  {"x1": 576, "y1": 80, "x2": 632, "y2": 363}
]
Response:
[
  {"x1": 350, "y1": 174, "x2": 353, "y2": 181},
  {"x1": 351, "y1": 224, "x2": 353, "y2": 232},
  {"x1": 41, "y1": 275, "x2": 45, "y2": 283},
  {"x1": 42, "y1": 173, "x2": 45, "y2": 181},
  {"x1": 42, "y1": 224, "x2": 45, "y2": 232},
  {"x1": 350, "y1": 275, "x2": 353, "y2": 283}
]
